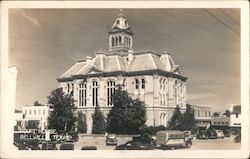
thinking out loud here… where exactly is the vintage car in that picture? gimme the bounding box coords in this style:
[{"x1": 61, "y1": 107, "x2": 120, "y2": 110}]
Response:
[
  {"x1": 105, "y1": 134, "x2": 118, "y2": 146},
  {"x1": 60, "y1": 143, "x2": 74, "y2": 150},
  {"x1": 41, "y1": 142, "x2": 58, "y2": 150},
  {"x1": 156, "y1": 130, "x2": 192, "y2": 150},
  {"x1": 115, "y1": 140, "x2": 154, "y2": 150},
  {"x1": 196, "y1": 130, "x2": 209, "y2": 139}
]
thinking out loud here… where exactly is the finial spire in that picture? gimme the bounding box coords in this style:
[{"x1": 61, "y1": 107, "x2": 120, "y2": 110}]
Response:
[{"x1": 118, "y1": 8, "x2": 124, "y2": 17}]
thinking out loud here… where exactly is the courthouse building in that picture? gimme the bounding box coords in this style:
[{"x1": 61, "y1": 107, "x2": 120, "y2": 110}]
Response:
[{"x1": 58, "y1": 11, "x2": 188, "y2": 133}]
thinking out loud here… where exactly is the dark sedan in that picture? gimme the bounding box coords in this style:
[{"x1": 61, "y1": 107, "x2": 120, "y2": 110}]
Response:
[
  {"x1": 106, "y1": 134, "x2": 118, "y2": 146},
  {"x1": 42, "y1": 142, "x2": 57, "y2": 150},
  {"x1": 115, "y1": 140, "x2": 154, "y2": 150},
  {"x1": 14, "y1": 139, "x2": 40, "y2": 150}
]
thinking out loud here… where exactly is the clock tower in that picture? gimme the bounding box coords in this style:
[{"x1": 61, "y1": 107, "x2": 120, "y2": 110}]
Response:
[{"x1": 108, "y1": 9, "x2": 134, "y2": 52}]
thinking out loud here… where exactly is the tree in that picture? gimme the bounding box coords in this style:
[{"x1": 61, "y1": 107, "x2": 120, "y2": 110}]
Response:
[
  {"x1": 182, "y1": 104, "x2": 195, "y2": 131},
  {"x1": 223, "y1": 110, "x2": 230, "y2": 117},
  {"x1": 212, "y1": 112, "x2": 220, "y2": 117},
  {"x1": 34, "y1": 100, "x2": 43, "y2": 106},
  {"x1": 107, "y1": 85, "x2": 146, "y2": 134},
  {"x1": 168, "y1": 105, "x2": 184, "y2": 130},
  {"x1": 92, "y1": 105, "x2": 106, "y2": 134},
  {"x1": 77, "y1": 111, "x2": 87, "y2": 133},
  {"x1": 47, "y1": 88, "x2": 76, "y2": 132}
]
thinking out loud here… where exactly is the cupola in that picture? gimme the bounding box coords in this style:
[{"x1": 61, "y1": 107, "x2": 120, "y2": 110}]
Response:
[{"x1": 108, "y1": 9, "x2": 134, "y2": 52}]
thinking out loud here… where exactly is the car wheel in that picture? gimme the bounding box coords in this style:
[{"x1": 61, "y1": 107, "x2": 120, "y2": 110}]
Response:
[{"x1": 186, "y1": 142, "x2": 192, "y2": 148}]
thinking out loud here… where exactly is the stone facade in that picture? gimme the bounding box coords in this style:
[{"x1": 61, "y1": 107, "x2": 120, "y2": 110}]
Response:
[{"x1": 58, "y1": 11, "x2": 187, "y2": 133}]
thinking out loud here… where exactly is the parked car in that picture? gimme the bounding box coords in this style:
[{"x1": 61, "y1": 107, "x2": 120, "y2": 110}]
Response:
[
  {"x1": 234, "y1": 134, "x2": 241, "y2": 143},
  {"x1": 223, "y1": 130, "x2": 231, "y2": 137},
  {"x1": 207, "y1": 130, "x2": 218, "y2": 139},
  {"x1": 156, "y1": 130, "x2": 192, "y2": 150},
  {"x1": 42, "y1": 142, "x2": 57, "y2": 150},
  {"x1": 184, "y1": 131, "x2": 193, "y2": 140},
  {"x1": 14, "y1": 139, "x2": 40, "y2": 150},
  {"x1": 215, "y1": 130, "x2": 224, "y2": 139},
  {"x1": 68, "y1": 131, "x2": 79, "y2": 142},
  {"x1": 106, "y1": 134, "x2": 118, "y2": 146},
  {"x1": 115, "y1": 140, "x2": 154, "y2": 150},
  {"x1": 81, "y1": 146, "x2": 97, "y2": 150},
  {"x1": 133, "y1": 133, "x2": 156, "y2": 146},
  {"x1": 196, "y1": 130, "x2": 208, "y2": 139},
  {"x1": 60, "y1": 143, "x2": 74, "y2": 150}
]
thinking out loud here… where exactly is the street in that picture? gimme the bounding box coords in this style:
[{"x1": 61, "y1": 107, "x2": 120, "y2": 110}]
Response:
[{"x1": 71, "y1": 134, "x2": 240, "y2": 150}]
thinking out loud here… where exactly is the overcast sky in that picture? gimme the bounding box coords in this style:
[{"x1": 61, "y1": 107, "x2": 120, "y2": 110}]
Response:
[{"x1": 9, "y1": 9, "x2": 240, "y2": 112}]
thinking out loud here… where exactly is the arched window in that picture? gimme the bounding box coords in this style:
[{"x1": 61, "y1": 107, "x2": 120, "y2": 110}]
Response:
[
  {"x1": 67, "y1": 84, "x2": 70, "y2": 93},
  {"x1": 160, "y1": 94, "x2": 162, "y2": 106},
  {"x1": 125, "y1": 36, "x2": 127, "y2": 46},
  {"x1": 163, "y1": 79, "x2": 165, "y2": 90},
  {"x1": 92, "y1": 81, "x2": 98, "y2": 106},
  {"x1": 112, "y1": 37, "x2": 114, "y2": 47},
  {"x1": 122, "y1": 79, "x2": 127, "y2": 90},
  {"x1": 79, "y1": 83, "x2": 87, "y2": 106},
  {"x1": 115, "y1": 37, "x2": 118, "y2": 46},
  {"x1": 107, "y1": 81, "x2": 116, "y2": 106},
  {"x1": 163, "y1": 94, "x2": 165, "y2": 105},
  {"x1": 71, "y1": 83, "x2": 74, "y2": 96},
  {"x1": 141, "y1": 78, "x2": 145, "y2": 89},
  {"x1": 160, "y1": 79, "x2": 162, "y2": 90},
  {"x1": 135, "y1": 79, "x2": 139, "y2": 89},
  {"x1": 119, "y1": 36, "x2": 122, "y2": 44}
]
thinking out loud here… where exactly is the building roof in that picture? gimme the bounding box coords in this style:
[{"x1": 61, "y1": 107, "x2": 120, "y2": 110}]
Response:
[
  {"x1": 189, "y1": 104, "x2": 211, "y2": 110},
  {"x1": 58, "y1": 11, "x2": 187, "y2": 82},
  {"x1": 58, "y1": 50, "x2": 187, "y2": 81}
]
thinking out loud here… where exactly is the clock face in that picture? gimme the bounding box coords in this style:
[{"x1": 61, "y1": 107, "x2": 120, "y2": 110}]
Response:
[{"x1": 116, "y1": 20, "x2": 120, "y2": 24}]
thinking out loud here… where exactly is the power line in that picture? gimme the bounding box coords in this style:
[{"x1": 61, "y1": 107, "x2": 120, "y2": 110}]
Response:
[
  {"x1": 219, "y1": 9, "x2": 240, "y2": 26},
  {"x1": 203, "y1": 9, "x2": 240, "y2": 36}
]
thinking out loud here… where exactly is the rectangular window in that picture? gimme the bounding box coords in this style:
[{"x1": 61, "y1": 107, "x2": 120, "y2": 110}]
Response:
[
  {"x1": 34, "y1": 110, "x2": 36, "y2": 115},
  {"x1": 67, "y1": 84, "x2": 70, "y2": 93},
  {"x1": 71, "y1": 84, "x2": 74, "y2": 96},
  {"x1": 236, "y1": 114, "x2": 238, "y2": 118},
  {"x1": 30, "y1": 110, "x2": 31, "y2": 115},
  {"x1": 43, "y1": 110, "x2": 45, "y2": 115},
  {"x1": 79, "y1": 83, "x2": 87, "y2": 107}
]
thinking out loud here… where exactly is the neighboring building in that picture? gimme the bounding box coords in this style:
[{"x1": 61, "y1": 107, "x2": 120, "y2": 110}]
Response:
[
  {"x1": 58, "y1": 11, "x2": 188, "y2": 133},
  {"x1": 211, "y1": 115, "x2": 230, "y2": 127},
  {"x1": 189, "y1": 105, "x2": 211, "y2": 129},
  {"x1": 21, "y1": 105, "x2": 51, "y2": 130},
  {"x1": 14, "y1": 110, "x2": 24, "y2": 130},
  {"x1": 229, "y1": 104, "x2": 241, "y2": 133}
]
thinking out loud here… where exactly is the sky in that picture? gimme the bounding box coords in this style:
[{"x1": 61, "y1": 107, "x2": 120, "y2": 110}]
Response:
[{"x1": 9, "y1": 8, "x2": 240, "y2": 112}]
